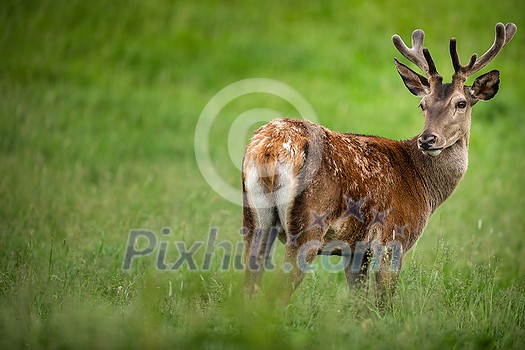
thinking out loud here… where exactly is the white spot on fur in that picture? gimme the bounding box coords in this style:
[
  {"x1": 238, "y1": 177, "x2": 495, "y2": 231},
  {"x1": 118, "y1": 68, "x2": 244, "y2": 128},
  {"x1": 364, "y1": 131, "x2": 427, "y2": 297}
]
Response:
[
  {"x1": 244, "y1": 164, "x2": 275, "y2": 227},
  {"x1": 275, "y1": 163, "x2": 296, "y2": 231},
  {"x1": 244, "y1": 160, "x2": 297, "y2": 232},
  {"x1": 422, "y1": 149, "x2": 442, "y2": 157}
]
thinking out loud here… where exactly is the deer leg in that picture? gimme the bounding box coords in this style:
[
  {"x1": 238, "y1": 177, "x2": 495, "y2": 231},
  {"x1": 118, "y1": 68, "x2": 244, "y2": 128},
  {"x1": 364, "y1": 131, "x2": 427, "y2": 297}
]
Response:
[
  {"x1": 275, "y1": 224, "x2": 325, "y2": 307},
  {"x1": 243, "y1": 205, "x2": 278, "y2": 297},
  {"x1": 345, "y1": 246, "x2": 372, "y2": 289},
  {"x1": 374, "y1": 266, "x2": 400, "y2": 311},
  {"x1": 372, "y1": 247, "x2": 403, "y2": 311}
]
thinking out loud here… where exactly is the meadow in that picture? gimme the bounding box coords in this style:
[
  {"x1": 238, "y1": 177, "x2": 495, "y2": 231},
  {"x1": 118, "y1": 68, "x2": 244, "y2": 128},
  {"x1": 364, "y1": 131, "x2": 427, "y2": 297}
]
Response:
[{"x1": 1, "y1": 0, "x2": 524, "y2": 348}]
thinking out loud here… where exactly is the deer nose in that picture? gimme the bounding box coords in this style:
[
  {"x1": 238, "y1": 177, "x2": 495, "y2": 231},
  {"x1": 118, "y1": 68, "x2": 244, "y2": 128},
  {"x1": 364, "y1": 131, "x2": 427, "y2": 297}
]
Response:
[{"x1": 418, "y1": 133, "x2": 437, "y2": 150}]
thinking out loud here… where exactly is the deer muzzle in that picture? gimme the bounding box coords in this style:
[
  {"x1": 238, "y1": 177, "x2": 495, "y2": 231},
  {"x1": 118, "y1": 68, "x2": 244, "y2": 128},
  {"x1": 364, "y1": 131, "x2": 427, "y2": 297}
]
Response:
[{"x1": 418, "y1": 133, "x2": 443, "y2": 156}]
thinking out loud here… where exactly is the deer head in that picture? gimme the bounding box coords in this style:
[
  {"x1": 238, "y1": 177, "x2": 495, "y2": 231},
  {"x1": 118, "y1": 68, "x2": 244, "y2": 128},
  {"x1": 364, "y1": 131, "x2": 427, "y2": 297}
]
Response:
[{"x1": 392, "y1": 23, "x2": 517, "y2": 156}]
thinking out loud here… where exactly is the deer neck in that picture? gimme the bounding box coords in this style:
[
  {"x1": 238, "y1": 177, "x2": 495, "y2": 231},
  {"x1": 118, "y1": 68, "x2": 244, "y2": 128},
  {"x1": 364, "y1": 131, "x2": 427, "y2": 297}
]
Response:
[{"x1": 406, "y1": 131, "x2": 470, "y2": 212}]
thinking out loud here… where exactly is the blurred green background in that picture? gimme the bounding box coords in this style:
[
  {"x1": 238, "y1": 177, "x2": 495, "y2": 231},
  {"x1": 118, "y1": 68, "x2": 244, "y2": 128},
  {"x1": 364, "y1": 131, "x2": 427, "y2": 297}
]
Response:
[{"x1": 1, "y1": 0, "x2": 524, "y2": 349}]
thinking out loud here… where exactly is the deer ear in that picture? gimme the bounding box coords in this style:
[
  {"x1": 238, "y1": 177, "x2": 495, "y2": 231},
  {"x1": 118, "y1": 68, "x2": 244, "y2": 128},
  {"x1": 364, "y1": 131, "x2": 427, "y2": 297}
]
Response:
[
  {"x1": 469, "y1": 70, "x2": 500, "y2": 101},
  {"x1": 394, "y1": 58, "x2": 431, "y2": 96}
]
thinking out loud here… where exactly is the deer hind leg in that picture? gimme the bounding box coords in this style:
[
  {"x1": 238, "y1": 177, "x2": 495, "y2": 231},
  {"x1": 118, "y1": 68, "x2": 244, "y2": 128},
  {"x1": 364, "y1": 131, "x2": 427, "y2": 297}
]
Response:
[
  {"x1": 276, "y1": 199, "x2": 330, "y2": 306},
  {"x1": 242, "y1": 198, "x2": 281, "y2": 298}
]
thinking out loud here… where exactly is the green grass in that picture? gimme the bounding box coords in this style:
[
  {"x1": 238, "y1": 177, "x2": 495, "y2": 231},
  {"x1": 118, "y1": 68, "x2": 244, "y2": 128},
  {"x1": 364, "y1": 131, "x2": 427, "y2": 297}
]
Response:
[{"x1": 1, "y1": 0, "x2": 525, "y2": 348}]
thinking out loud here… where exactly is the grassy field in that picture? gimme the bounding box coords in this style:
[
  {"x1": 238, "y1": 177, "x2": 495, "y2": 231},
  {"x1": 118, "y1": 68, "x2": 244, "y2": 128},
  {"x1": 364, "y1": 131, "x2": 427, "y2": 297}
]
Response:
[{"x1": 1, "y1": 0, "x2": 525, "y2": 348}]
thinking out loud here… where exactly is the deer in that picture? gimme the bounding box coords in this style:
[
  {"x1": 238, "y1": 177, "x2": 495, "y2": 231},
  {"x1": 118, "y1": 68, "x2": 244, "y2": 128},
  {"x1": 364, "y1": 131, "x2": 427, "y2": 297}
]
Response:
[{"x1": 241, "y1": 23, "x2": 517, "y2": 308}]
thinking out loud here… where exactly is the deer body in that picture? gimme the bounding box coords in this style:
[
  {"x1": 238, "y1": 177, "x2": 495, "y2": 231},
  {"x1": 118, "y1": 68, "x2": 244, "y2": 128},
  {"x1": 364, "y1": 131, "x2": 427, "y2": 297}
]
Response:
[
  {"x1": 244, "y1": 118, "x2": 468, "y2": 248},
  {"x1": 242, "y1": 23, "x2": 516, "y2": 306}
]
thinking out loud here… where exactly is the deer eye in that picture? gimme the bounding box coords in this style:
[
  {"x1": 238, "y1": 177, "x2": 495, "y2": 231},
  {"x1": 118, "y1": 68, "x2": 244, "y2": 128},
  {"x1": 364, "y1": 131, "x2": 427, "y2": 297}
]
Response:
[{"x1": 456, "y1": 100, "x2": 467, "y2": 109}]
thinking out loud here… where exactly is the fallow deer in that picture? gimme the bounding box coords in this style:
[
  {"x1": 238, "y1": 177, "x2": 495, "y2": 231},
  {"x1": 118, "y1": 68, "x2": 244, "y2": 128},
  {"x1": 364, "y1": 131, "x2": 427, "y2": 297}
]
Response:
[{"x1": 241, "y1": 23, "x2": 517, "y2": 307}]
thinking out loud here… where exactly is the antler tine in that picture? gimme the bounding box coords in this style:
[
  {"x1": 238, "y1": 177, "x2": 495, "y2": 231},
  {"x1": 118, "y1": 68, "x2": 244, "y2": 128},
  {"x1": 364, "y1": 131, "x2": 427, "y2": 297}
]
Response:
[
  {"x1": 451, "y1": 22, "x2": 517, "y2": 79},
  {"x1": 450, "y1": 38, "x2": 477, "y2": 77},
  {"x1": 392, "y1": 29, "x2": 442, "y2": 82},
  {"x1": 392, "y1": 29, "x2": 430, "y2": 76},
  {"x1": 423, "y1": 48, "x2": 439, "y2": 77},
  {"x1": 503, "y1": 22, "x2": 518, "y2": 45}
]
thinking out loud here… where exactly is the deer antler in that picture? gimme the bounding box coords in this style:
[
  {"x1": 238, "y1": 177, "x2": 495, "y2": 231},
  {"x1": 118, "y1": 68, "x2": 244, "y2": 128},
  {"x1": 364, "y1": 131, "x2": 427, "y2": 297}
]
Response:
[
  {"x1": 450, "y1": 22, "x2": 517, "y2": 80},
  {"x1": 392, "y1": 29, "x2": 442, "y2": 82}
]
